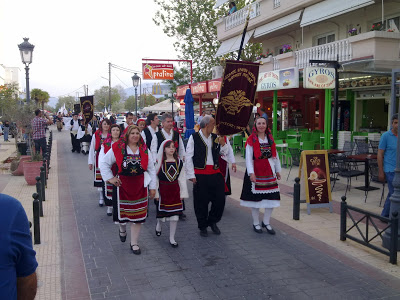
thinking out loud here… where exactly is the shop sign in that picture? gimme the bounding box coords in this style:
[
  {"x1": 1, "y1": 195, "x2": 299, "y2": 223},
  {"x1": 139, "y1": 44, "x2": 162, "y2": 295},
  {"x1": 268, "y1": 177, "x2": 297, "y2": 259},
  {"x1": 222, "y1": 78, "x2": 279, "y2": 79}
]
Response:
[
  {"x1": 177, "y1": 84, "x2": 190, "y2": 97},
  {"x1": 257, "y1": 67, "x2": 299, "y2": 91},
  {"x1": 299, "y1": 150, "x2": 333, "y2": 214},
  {"x1": 304, "y1": 67, "x2": 335, "y2": 89},
  {"x1": 142, "y1": 63, "x2": 174, "y2": 80},
  {"x1": 191, "y1": 81, "x2": 208, "y2": 95},
  {"x1": 179, "y1": 99, "x2": 185, "y2": 106},
  {"x1": 208, "y1": 79, "x2": 222, "y2": 92}
]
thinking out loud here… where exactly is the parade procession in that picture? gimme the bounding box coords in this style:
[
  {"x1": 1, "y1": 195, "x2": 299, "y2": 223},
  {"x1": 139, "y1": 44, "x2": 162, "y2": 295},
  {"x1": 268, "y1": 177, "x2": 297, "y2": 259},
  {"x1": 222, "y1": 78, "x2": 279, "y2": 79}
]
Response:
[{"x1": 2, "y1": 0, "x2": 400, "y2": 299}]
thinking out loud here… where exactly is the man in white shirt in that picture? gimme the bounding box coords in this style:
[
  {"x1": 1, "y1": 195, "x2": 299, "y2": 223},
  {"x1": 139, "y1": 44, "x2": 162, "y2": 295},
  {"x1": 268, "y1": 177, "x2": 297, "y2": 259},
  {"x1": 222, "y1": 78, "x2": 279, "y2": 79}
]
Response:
[
  {"x1": 70, "y1": 113, "x2": 81, "y2": 152},
  {"x1": 185, "y1": 115, "x2": 229, "y2": 237},
  {"x1": 121, "y1": 112, "x2": 136, "y2": 134},
  {"x1": 150, "y1": 113, "x2": 185, "y2": 161},
  {"x1": 141, "y1": 113, "x2": 159, "y2": 150}
]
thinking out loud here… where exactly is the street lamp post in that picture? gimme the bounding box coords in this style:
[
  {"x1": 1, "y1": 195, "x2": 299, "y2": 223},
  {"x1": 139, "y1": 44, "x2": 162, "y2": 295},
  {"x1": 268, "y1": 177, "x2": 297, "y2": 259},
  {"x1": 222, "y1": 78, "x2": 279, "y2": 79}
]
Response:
[
  {"x1": 168, "y1": 92, "x2": 174, "y2": 118},
  {"x1": 131, "y1": 73, "x2": 140, "y2": 117},
  {"x1": 18, "y1": 38, "x2": 35, "y2": 103}
]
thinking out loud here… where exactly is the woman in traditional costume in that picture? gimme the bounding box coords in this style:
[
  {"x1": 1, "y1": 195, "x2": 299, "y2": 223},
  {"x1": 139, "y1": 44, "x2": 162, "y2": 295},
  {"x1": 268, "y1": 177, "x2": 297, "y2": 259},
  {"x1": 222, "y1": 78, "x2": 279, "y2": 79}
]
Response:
[
  {"x1": 98, "y1": 124, "x2": 121, "y2": 218},
  {"x1": 154, "y1": 140, "x2": 188, "y2": 247},
  {"x1": 100, "y1": 125, "x2": 156, "y2": 255},
  {"x1": 88, "y1": 119, "x2": 111, "y2": 206},
  {"x1": 137, "y1": 118, "x2": 146, "y2": 132},
  {"x1": 240, "y1": 117, "x2": 281, "y2": 235}
]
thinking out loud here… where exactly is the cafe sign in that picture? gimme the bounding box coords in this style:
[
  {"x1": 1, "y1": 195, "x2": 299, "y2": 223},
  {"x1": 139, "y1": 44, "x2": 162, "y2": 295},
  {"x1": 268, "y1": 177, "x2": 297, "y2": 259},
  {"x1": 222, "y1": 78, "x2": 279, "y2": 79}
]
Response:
[
  {"x1": 142, "y1": 63, "x2": 174, "y2": 80},
  {"x1": 177, "y1": 84, "x2": 190, "y2": 97},
  {"x1": 257, "y1": 67, "x2": 299, "y2": 91},
  {"x1": 299, "y1": 150, "x2": 333, "y2": 214},
  {"x1": 191, "y1": 81, "x2": 208, "y2": 95},
  {"x1": 208, "y1": 79, "x2": 222, "y2": 93},
  {"x1": 304, "y1": 67, "x2": 335, "y2": 89}
]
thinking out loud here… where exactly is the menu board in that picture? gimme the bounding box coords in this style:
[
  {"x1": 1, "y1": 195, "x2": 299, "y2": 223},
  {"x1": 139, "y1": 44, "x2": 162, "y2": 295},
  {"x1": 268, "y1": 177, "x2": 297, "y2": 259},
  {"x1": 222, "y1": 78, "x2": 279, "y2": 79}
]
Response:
[{"x1": 299, "y1": 150, "x2": 332, "y2": 214}]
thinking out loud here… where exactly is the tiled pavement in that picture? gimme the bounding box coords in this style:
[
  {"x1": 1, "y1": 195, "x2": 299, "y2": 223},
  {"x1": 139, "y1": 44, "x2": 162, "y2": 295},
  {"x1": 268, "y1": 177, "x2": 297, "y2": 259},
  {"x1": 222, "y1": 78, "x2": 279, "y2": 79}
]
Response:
[{"x1": 1, "y1": 129, "x2": 400, "y2": 299}]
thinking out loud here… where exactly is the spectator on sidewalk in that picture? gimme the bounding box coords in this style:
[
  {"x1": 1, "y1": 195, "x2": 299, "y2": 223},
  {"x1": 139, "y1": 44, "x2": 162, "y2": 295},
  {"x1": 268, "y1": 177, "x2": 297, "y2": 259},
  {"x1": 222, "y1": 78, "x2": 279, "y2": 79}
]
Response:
[
  {"x1": 197, "y1": 111, "x2": 206, "y2": 125},
  {"x1": 3, "y1": 120, "x2": 10, "y2": 142},
  {"x1": 0, "y1": 193, "x2": 38, "y2": 300},
  {"x1": 260, "y1": 108, "x2": 268, "y2": 124},
  {"x1": 378, "y1": 113, "x2": 398, "y2": 218},
  {"x1": 31, "y1": 109, "x2": 53, "y2": 157}
]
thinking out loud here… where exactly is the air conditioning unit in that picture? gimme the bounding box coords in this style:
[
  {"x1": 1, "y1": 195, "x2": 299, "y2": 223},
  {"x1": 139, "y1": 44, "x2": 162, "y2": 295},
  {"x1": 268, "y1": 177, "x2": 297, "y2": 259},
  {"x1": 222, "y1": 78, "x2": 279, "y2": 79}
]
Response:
[{"x1": 212, "y1": 66, "x2": 223, "y2": 79}]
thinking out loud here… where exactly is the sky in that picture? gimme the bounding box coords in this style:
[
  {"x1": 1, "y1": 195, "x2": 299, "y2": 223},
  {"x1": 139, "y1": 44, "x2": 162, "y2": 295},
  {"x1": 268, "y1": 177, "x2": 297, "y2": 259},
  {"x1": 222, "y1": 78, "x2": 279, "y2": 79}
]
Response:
[{"x1": 0, "y1": 0, "x2": 178, "y2": 101}]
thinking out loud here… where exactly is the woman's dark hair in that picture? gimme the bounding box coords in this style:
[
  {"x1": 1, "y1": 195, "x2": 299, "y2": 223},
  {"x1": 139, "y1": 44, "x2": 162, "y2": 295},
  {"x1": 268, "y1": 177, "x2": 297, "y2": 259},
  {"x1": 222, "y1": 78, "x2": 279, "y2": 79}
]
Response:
[
  {"x1": 101, "y1": 118, "x2": 111, "y2": 128},
  {"x1": 163, "y1": 140, "x2": 178, "y2": 161}
]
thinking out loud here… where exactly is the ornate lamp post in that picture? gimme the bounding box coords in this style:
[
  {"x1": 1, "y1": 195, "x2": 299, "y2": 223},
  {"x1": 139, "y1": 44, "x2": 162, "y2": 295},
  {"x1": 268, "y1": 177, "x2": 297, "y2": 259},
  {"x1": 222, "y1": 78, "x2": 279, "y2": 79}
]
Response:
[
  {"x1": 131, "y1": 73, "x2": 140, "y2": 117},
  {"x1": 18, "y1": 38, "x2": 35, "y2": 103}
]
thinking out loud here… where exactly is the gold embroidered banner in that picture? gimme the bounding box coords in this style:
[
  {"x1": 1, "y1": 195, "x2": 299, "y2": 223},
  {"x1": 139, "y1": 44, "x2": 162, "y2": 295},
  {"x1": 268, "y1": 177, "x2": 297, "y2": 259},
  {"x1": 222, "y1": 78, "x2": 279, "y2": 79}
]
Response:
[
  {"x1": 216, "y1": 60, "x2": 259, "y2": 135},
  {"x1": 80, "y1": 96, "x2": 94, "y2": 126}
]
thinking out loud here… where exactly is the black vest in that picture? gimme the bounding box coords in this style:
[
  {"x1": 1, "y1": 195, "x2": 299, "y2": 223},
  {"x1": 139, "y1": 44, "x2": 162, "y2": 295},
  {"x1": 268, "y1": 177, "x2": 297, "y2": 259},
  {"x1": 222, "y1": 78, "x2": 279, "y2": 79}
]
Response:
[
  {"x1": 192, "y1": 132, "x2": 220, "y2": 169},
  {"x1": 143, "y1": 127, "x2": 153, "y2": 150},
  {"x1": 70, "y1": 119, "x2": 81, "y2": 130},
  {"x1": 156, "y1": 130, "x2": 180, "y2": 152}
]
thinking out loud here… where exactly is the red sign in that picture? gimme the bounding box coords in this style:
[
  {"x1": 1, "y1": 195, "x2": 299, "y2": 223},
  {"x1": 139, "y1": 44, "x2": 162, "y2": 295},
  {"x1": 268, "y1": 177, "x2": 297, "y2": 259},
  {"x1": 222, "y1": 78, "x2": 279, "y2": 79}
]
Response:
[
  {"x1": 300, "y1": 150, "x2": 332, "y2": 205},
  {"x1": 142, "y1": 63, "x2": 174, "y2": 80},
  {"x1": 191, "y1": 81, "x2": 208, "y2": 95},
  {"x1": 208, "y1": 79, "x2": 222, "y2": 93},
  {"x1": 177, "y1": 84, "x2": 191, "y2": 97}
]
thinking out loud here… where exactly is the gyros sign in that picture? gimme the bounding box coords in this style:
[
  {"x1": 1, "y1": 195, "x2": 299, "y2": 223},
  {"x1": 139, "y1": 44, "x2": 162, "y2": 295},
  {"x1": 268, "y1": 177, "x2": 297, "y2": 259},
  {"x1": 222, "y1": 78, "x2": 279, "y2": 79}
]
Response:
[{"x1": 304, "y1": 67, "x2": 335, "y2": 89}]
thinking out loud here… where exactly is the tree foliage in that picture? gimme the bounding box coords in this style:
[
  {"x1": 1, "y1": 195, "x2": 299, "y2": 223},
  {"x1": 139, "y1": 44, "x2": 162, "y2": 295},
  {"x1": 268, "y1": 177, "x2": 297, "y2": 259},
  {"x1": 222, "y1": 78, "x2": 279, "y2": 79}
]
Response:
[
  {"x1": 153, "y1": 0, "x2": 261, "y2": 82},
  {"x1": 55, "y1": 96, "x2": 77, "y2": 112},
  {"x1": 94, "y1": 86, "x2": 121, "y2": 111},
  {"x1": 31, "y1": 88, "x2": 50, "y2": 110},
  {"x1": 163, "y1": 67, "x2": 191, "y2": 93}
]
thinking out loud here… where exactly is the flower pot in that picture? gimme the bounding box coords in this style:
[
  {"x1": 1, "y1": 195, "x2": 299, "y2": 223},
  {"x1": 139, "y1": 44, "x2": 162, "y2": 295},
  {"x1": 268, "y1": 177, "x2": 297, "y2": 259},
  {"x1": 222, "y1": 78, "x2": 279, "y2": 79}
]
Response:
[
  {"x1": 23, "y1": 161, "x2": 42, "y2": 185},
  {"x1": 12, "y1": 156, "x2": 32, "y2": 176},
  {"x1": 17, "y1": 142, "x2": 28, "y2": 155}
]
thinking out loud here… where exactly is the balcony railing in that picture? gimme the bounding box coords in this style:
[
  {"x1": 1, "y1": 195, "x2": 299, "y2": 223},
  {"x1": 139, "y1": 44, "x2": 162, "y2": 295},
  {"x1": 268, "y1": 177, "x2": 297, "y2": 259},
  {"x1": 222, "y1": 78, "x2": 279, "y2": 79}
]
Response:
[
  {"x1": 225, "y1": 1, "x2": 261, "y2": 31},
  {"x1": 273, "y1": 0, "x2": 280, "y2": 8},
  {"x1": 295, "y1": 40, "x2": 353, "y2": 69}
]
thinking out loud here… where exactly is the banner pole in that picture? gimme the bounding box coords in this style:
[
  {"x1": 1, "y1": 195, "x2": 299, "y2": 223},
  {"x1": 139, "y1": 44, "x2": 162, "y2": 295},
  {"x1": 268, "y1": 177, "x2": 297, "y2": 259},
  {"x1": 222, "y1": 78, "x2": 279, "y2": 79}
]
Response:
[{"x1": 237, "y1": 7, "x2": 251, "y2": 61}]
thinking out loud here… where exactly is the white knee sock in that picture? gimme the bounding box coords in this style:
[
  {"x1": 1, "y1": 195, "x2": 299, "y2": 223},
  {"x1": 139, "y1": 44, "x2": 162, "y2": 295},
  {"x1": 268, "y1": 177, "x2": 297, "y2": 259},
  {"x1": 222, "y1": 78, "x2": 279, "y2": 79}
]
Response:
[
  {"x1": 156, "y1": 219, "x2": 162, "y2": 232},
  {"x1": 263, "y1": 208, "x2": 273, "y2": 227},
  {"x1": 119, "y1": 223, "x2": 127, "y2": 236},
  {"x1": 99, "y1": 190, "x2": 104, "y2": 202},
  {"x1": 130, "y1": 223, "x2": 141, "y2": 249},
  {"x1": 251, "y1": 208, "x2": 260, "y2": 226},
  {"x1": 107, "y1": 206, "x2": 113, "y2": 214},
  {"x1": 169, "y1": 220, "x2": 178, "y2": 244}
]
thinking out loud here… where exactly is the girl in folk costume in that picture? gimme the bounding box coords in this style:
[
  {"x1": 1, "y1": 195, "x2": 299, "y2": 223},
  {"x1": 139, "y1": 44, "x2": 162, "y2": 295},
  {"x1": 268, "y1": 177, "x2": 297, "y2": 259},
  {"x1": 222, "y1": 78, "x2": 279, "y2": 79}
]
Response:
[
  {"x1": 240, "y1": 117, "x2": 282, "y2": 235},
  {"x1": 88, "y1": 119, "x2": 111, "y2": 206},
  {"x1": 100, "y1": 125, "x2": 156, "y2": 255},
  {"x1": 137, "y1": 118, "x2": 146, "y2": 132},
  {"x1": 154, "y1": 140, "x2": 189, "y2": 248},
  {"x1": 98, "y1": 124, "x2": 121, "y2": 218}
]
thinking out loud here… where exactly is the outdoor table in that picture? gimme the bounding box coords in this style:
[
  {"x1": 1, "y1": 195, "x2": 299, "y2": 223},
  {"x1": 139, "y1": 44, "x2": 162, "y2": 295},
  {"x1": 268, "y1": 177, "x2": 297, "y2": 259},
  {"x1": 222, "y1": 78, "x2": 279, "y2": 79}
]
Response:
[
  {"x1": 287, "y1": 134, "x2": 301, "y2": 141},
  {"x1": 347, "y1": 154, "x2": 379, "y2": 191},
  {"x1": 327, "y1": 149, "x2": 345, "y2": 154}
]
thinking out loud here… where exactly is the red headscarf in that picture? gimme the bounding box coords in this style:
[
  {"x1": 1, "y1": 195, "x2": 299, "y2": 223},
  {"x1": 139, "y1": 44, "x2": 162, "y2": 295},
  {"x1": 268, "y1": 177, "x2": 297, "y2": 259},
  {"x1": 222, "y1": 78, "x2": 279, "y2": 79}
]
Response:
[{"x1": 245, "y1": 118, "x2": 277, "y2": 159}]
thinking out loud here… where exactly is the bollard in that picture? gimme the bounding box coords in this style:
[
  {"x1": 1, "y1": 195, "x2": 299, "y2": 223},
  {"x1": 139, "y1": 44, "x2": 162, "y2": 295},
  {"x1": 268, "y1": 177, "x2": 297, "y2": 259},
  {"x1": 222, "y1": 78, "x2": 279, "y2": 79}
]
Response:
[
  {"x1": 340, "y1": 196, "x2": 347, "y2": 241},
  {"x1": 42, "y1": 158, "x2": 48, "y2": 184},
  {"x1": 40, "y1": 166, "x2": 46, "y2": 199},
  {"x1": 46, "y1": 153, "x2": 50, "y2": 176},
  {"x1": 32, "y1": 193, "x2": 41, "y2": 244},
  {"x1": 35, "y1": 177, "x2": 43, "y2": 217},
  {"x1": 293, "y1": 177, "x2": 300, "y2": 220},
  {"x1": 390, "y1": 212, "x2": 398, "y2": 265}
]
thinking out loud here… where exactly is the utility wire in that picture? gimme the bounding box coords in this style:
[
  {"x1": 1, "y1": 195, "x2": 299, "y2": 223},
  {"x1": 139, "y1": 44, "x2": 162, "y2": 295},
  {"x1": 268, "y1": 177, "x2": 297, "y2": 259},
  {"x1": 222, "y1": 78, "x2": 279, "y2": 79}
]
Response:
[
  {"x1": 112, "y1": 73, "x2": 130, "y2": 88},
  {"x1": 57, "y1": 85, "x2": 85, "y2": 98},
  {"x1": 111, "y1": 63, "x2": 142, "y2": 75}
]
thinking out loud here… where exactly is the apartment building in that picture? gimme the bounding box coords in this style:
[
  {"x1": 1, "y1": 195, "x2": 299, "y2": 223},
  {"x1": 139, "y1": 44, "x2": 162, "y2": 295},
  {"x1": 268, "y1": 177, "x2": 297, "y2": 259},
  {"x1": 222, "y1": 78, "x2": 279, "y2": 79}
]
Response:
[
  {"x1": 0, "y1": 64, "x2": 24, "y2": 97},
  {"x1": 215, "y1": 0, "x2": 400, "y2": 132}
]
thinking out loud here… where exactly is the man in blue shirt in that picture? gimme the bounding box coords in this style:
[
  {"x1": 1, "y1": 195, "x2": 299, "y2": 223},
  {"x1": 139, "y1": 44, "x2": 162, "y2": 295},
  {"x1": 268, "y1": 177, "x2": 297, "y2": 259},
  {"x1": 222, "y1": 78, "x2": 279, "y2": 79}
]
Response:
[
  {"x1": 378, "y1": 114, "x2": 398, "y2": 218},
  {"x1": 0, "y1": 193, "x2": 38, "y2": 299}
]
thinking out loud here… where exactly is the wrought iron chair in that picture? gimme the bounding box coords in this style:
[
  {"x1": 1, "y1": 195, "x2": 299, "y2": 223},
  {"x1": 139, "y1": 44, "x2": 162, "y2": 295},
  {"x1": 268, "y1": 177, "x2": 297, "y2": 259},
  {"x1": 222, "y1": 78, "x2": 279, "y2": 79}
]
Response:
[
  {"x1": 369, "y1": 140, "x2": 380, "y2": 154},
  {"x1": 355, "y1": 140, "x2": 369, "y2": 154},
  {"x1": 336, "y1": 156, "x2": 365, "y2": 196},
  {"x1": 286, "y1": 148, "x2": 301, "y2": 181},
  {"x1": 367, "y1": 160, "x2": 386, "y2": 205},
  {"x1": 328, "y1": 154, "x2": 340, "y2": 191}
]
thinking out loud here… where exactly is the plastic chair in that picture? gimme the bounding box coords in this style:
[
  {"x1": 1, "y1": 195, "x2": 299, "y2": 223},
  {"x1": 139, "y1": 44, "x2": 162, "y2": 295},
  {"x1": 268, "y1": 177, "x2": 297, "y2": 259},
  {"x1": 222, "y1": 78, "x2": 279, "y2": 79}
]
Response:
[
  {"x1": 232, "y1": 135, "x2": 243, "y2": 154},
  {"x1": 287, "y1": 141, "x2": 300, "y2": 149},
  {"x1": 241, "y1": 137, "x2": 247, "y2": 158},
  {"x1": 302, "y1": 141, "x2": 315, "y2": 150},
  {"x1": 300, "y1": 132, "x2": 312, "y2": 142}
]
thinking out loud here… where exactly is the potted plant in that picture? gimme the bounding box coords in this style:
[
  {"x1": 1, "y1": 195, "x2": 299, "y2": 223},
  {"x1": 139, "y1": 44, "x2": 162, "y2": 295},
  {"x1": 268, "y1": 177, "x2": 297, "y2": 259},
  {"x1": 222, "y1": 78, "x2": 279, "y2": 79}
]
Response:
[
  {"x1": 23, "y1": 143, "x2": 43, "y2": 185},
  {"x1": 282, "y1": 44, "x2": 293, "y2": 53},
  {"x1": 348, "y1": 28, "x2": 358, "y2": 36}
]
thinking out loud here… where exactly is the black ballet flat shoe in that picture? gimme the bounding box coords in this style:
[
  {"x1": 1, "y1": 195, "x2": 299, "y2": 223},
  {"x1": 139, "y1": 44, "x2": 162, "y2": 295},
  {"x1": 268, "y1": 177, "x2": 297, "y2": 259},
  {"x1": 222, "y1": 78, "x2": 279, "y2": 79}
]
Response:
[
  {"x1": 262, "y1": 222, "x2": 276, "y2": 235},
  {"x1": 98, "y1": 203, "x2": 104, "y2": 207},
  {"x1": 71, "y1": 149, "x2": 75, "y2": 152},
  {"x1": 107, "y1": 212, "x2": 112, "y2": 216},
  {"x1": 119, "y1": 230, "x2": 127, "y2": 242},
  {"x1": 130, "y1": 244, "x2": 141, "y2": 255},
  {"x1": 209, "y1": 223, "x2": 221, "y2": 235},
  {"x1": 170, "y1": 242, "x2": 179, "y2": 248},
  {"x1": 179, "y1": 213, "x2": 187, "y2": 221},
  {"x1": 253, "y1": 224, "x2": 263, "y2": 234},
  {"x1": 200, "y1": 228, "x2": 208, "y2": 237},
  {"x1": 155, "y1": 226, "x2": 162, "y2": 237}
]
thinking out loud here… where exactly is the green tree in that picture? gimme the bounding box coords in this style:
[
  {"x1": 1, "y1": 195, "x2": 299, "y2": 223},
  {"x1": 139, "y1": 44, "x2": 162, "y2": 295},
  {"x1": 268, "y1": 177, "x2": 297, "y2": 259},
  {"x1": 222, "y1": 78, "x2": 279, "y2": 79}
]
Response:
[
  {"x1": 55, "y1": 96, "x2": 77, "y2": 112},
  {"x1": 153, "y1": 0, "x2": 262, "y2": 82},
  {"x1": 124, "y1": 96, "x2": 137, "y2": 112},
  {"x1": 94, "y1": 86, "x2": 121, "y2": 111},
  {"x1": 0, "y1": 83, "x2": 19, "y2": 117},
  {"x1": 31, "y1": 88, "x2": 50, "y2": 110},
  {"x1": 163, "y1": 67, "x2": 190, "y2": 93}
]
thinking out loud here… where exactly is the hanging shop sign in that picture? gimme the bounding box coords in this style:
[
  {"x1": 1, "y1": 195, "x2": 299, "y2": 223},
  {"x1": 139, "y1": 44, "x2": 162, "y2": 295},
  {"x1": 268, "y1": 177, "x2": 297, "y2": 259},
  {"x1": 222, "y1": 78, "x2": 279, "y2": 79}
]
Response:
[
  {"x1": 191, "y1": 81, "x2": 208, "y2": 95},
  {"x1": 208, "y1": 78, "x2": 222, "y2": 93},
  {"x1": 177, "y1": 84, "x2": 191, "y2": 97},
  {"x1": 304, "y1": 67, "x2": 335, "y2": 89},
  {"x1": 216, "y1": 60, "x2": 259, "y2": 135},
  {"x1": 298, "y1": 150, "x2": 333, "y2": 214},
  {"x1": 257, "y1": 67, "x2": 299, "y2": 91},
  {"x1": 142, "y1": 63, "x2": 174, "y2": 80}
]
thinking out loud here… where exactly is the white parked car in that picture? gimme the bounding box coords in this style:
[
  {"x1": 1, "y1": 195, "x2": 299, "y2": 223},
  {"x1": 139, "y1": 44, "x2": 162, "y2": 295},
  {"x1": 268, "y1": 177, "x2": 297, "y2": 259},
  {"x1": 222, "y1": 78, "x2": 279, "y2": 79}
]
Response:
[{"x1": 116, "y1": 116, "x2": 126, "y2": 125}]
